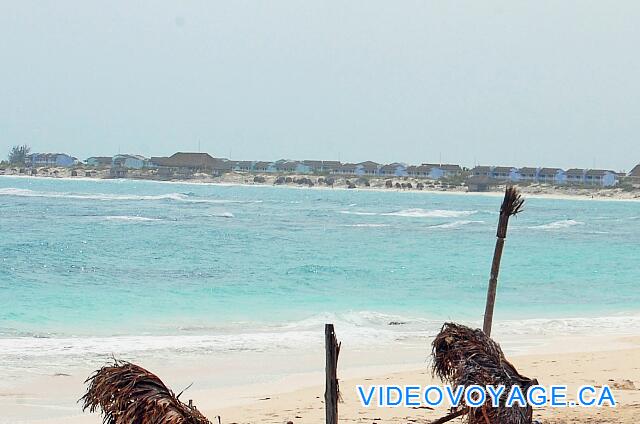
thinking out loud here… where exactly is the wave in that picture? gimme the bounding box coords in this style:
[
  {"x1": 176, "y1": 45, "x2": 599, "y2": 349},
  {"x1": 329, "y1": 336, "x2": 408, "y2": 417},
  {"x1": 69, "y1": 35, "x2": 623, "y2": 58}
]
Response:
[
  {"x1": 338, "y1": 210, "x2": 378, "y2": 216},
  {"x1": 3, "y1": 312, "x2": 640, "y2": 377},
  {"x1": 103, "y1": 215, "x2": 162, "y2": 222},
  {"x1": 341, "y1": 223, "x2": 390, "y2": 228},
  {"x1": 383, "y1": 208, "x2": 477, "y2": 218},
  {"x1": 429, "y1": 220, "x2": 484, "y2": 229},
  {"x1": 0, "y1": 188, "x2": 255, "y2": 204},
  {"x1": 210, "y1": 212, "x2": 234, "y2": 218},
  {"x1": 529, "y1": 219, "x2": 585, "y2": 230},
  {"x1": 339, "y1": 208, "x2": 477, "y2": 218}
]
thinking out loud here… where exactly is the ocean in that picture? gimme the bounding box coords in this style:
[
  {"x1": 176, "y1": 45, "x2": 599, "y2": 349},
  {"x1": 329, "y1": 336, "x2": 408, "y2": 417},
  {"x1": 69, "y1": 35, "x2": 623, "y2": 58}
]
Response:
[{"x1": 1, "y1": 176, "x2": 639, "y2": 376}]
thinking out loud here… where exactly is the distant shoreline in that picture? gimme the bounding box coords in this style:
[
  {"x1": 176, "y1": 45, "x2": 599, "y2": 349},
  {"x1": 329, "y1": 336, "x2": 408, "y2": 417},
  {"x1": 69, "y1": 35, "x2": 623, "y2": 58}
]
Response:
[{"x1": 2, "y1": 170, "x2": 640, "y2": 202}]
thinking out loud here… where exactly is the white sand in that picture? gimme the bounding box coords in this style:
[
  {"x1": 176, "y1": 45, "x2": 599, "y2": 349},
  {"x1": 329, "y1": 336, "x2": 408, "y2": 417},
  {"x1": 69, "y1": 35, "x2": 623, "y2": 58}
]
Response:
[{"x1": 2, "y1": 334, "x2": 640, "y2": 424}]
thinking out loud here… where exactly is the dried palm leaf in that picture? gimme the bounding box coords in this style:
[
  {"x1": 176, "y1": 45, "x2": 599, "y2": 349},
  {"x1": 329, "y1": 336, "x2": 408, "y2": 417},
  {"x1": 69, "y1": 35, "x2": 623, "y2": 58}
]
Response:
[
  {"x1": 432, "y1": 322, "x2": 537, "y2": 424},
  {"x1": 81, "y1": 359, "x2": 211, "y2": 424}
]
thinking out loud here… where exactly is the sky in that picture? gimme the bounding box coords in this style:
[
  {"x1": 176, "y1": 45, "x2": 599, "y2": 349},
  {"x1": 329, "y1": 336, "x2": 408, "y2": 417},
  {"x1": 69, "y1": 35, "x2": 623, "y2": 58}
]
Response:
[{"x1": 1, "y1": 1, "x2": 639, "y2": 171}]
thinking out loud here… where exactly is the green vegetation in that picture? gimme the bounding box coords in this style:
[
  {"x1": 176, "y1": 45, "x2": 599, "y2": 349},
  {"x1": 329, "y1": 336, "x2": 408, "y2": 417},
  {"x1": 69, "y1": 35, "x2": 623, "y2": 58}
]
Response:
[
  {"x1": 618, "y1": 181, "x2": 636, "y2": 192},
  {"x1": 8, "y1": 144, "x2": 30, "y2": 165}
]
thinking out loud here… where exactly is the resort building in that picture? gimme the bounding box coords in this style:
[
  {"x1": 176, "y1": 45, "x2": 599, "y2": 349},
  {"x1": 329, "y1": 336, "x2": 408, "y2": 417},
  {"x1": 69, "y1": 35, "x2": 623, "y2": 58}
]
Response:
[
  {"x1": 517, "y1": 167, "x2": 539, "y2": 182},
  {"x1": 537, "y1": 168, "x2": 565, "y2": 184},
  {"x1": 471, "y1": 166, "x2": 493, "y2": 178},
  {"x1": 253, "y1": 161, "x2": 276, "y2": 172},
  {"x1": 491, "y1": 166, "x2": 517, "y2": 181},
  {"x1": 321, "y1": 161, "x2": 342, "y2": 172},
  {"x1": 151, "y1": 152, "x2": 217, "y2": 176},
  {"x1": 628, "y1": 164, "x2": 640, "y2": 178},
  {"x1": 565, "y1": 168, "x2": 587, "y2": 184},
  {"x1": 85, "y1": 157, "x2": 113, "y2": 167},
  {"x1": 112, "y1": 154, "x2": 148, "y2": 169},
  {"x1": 357, "y1": 161, "x2": 381, "y2": 176},
  {"x1": 334, "y1": 163, "x2": 358, "y2": 175},
  {"x1": 406, "y1": 165, "x2": 433, "y2": 178},
  {"x1": 26, "y1": 153, "x2": 77, "y2": 167},
  {"x1": 232, "y1": 161, "x2": 254, "y2": 172},
  {"x1": 422, "y1": 163, "x2": 462, "y2": 178},
  {"x1": 379, "y1": 163, "x2": 407, "y2": 177},
  {"x1": 302, "y1": 160, "x2": 323, "y2": 172},
  {"x1": 584, "y1": 169, "x2": 618, "y2": 187},
  {"x1": 212, "y1": 159, "x2": 234, "y2": 174},
  {"x1": 275, "y1": 160, "x2": 310, "y2": 173},
  {"x1": 299, "y1": 160, "x2": 344, "y2": 173}
]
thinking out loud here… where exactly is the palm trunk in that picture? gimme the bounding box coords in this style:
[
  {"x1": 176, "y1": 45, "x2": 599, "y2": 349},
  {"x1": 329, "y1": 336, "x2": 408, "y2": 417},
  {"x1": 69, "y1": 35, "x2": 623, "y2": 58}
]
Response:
[{"x1": 482, "y1": 186, "x2": 524, "y2": 337}]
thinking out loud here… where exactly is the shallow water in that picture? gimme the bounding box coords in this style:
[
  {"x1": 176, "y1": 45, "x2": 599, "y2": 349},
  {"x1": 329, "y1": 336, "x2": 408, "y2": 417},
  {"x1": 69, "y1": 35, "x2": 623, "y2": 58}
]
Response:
[{"x1": 1, "y1": 176, "x2": 639, "y2": 373}]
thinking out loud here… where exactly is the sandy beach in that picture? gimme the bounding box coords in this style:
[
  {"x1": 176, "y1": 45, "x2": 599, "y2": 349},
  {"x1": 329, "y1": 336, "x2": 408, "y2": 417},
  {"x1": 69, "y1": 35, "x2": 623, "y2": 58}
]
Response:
[
  {"x1": 2, "y1": 170, "x2": 640, "y2": 202},
  {"x1": 3, "y1": 334, "x2": 640, "y2": 424}
]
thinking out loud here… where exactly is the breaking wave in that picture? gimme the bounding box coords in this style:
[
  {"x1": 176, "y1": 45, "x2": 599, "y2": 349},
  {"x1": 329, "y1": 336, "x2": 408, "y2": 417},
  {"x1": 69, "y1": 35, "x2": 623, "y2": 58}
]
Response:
[
  {"x1": 429, "y1": 220, "x2": 484, "y2": 229},
  {"x1": 338, "y1": 210, "x2": 378, "y2": 216},
  {"x1": 0, "y1": 188, "x2": 254, "y2": 204},
  {"x1": 382, "y1": 208, "x2": 477, "y2": 218},
  {"x1": 210, "y1": 212, "x2": 234, "y2": 218},
  {"x1": 3, "y1": 312, "x2": 640, "y2": 364},
  {"x1": 103, "y1": 215, "x2": 162, "y2": 222},
  {"x1": 339, "y1": 208, "x2": 477, "y2": 218},
  {"x1": 529, "y1": 219, "x2": 585, "y2": 230}
]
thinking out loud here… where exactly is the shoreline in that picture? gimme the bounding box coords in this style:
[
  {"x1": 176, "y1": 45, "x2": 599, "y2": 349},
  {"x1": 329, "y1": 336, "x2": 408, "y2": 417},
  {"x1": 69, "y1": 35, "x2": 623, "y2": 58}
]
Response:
[
  {"x1": 3, "y1": 333, "x2": 640, "y2": 423},
  {"x1": 2, "y1": 172, "x2": 640, "y2": 203}
]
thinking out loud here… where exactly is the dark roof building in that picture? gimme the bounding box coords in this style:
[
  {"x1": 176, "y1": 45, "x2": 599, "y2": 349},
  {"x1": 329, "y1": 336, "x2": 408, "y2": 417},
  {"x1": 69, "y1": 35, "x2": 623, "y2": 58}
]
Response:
[
  {"x1": 423, "y1": 163, "x2": 462, "y2": 174},
  {"x1": 302, "y1": 160, "x2": 323, "y2": 170},
  {"x1": 151, "y1": 152, "x2": 216, "y2": 171},
  {"x1": 357, "y1": 161, "x2": 380, "y2": 174},
  {"x1": 518, "y1": 167, "x2": 538, "y2": 179},
  {"x1": 492, "y1": 166, "x2": 515, "y2": 178},
  {"x1": 471, "y1": 166, "x2": 493, "y2": 176},
  {"x1": 335, "y1": 163, "x2": 358, "y2": 174},
  {"x1": 321, "y1": 161, "x2": 341, "y2": 170},
  {"x1": 85, "y1": 156, "x2": 113, "y2": 167},
  {"x1": 538, "y1": 167, "x2": 561, "y2": 177},
  {"x1": 565, "y1": 168, "x2": 586, "y2": 182}
]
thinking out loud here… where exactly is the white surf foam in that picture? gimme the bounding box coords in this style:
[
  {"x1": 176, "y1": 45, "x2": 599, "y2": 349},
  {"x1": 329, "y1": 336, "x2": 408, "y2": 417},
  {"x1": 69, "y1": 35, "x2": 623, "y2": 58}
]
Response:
[
  {"x1": 3, "y1": 312, "x2": 640, "y2": 377},
  {"x1": 0, "y1": 187, "x2": 252, "y2": 204},
  {"x1": 383, "y1": 208, "x2": 477, "y2": 218},
  {"x1": 339, "y1": 210, "x2": 378, "y2": 216},
  {"x1": 210, "y1": 212, "x2": 234, "y2": 218},
  {"x1": 529, "y1": 219, "x2": 585, "y2": 230},
  {"x1": 103, "y1": 215, "x2": 161, "y2": 222},
  {"x1": 429, "y1": 220, "x2": 484, "y2": 229},
  {"x1": 339, "y1": 208, "x2": 477, "y2": 218}
]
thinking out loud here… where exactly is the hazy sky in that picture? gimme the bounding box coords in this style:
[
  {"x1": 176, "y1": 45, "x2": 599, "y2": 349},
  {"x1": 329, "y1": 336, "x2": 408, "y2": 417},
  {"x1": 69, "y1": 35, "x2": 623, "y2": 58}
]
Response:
[{"x1": 1, "y1": 1, "x2": 639, "y2": 171}]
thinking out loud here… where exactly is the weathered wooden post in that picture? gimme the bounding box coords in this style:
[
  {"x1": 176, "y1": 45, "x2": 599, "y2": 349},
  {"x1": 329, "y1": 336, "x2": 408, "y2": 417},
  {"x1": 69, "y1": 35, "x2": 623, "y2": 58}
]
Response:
[
  {"x1": 482, "y1": 186, "x2": 524, "y2": 337},
  {"x1": 325, "y1": 324, "x2": 340, "y2": 424}
]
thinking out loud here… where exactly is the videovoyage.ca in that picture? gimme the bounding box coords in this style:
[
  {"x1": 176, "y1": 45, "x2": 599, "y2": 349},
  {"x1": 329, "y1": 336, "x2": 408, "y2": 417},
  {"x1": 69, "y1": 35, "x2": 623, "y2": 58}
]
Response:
[{"x1": 357, "y1": 384, "x2": 617, "y2": 408}]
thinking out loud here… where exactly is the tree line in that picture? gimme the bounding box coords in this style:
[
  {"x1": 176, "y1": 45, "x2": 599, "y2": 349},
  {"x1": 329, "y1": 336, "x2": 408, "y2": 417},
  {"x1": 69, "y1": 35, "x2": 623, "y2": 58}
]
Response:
[{"x1": 6, "y1": 145, "x2": 31, "y2": 165}]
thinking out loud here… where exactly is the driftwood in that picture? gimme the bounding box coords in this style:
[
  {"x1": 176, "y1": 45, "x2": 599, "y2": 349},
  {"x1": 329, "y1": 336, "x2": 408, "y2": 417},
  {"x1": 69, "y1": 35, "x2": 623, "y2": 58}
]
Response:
[
  {"x1": 81, "y1": 360, "x2": 210, "y2": 424},
  {"x1": 325, "y1": 323, "x2": 341, "y2": 424},
  {"x1": 431, "y1": 323, "x2": 537, "y2": 424},
  {"x1": 483, "y1": 186, "x2": 524, "y2": 336}
]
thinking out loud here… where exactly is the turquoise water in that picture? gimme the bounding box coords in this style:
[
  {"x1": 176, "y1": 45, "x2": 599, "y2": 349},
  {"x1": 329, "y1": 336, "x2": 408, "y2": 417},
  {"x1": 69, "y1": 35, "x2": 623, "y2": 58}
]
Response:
[{"x1": 1, "y1": 176, "x2": 639, "y2": 366}]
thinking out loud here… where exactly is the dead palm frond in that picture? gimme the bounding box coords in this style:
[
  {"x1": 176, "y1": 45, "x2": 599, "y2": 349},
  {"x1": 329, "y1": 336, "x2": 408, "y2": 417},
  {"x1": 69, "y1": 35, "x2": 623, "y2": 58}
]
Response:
[
  {"x1": 432, "y1": 322, "x2": 537, "y2": 424},
  {"x1": 483, "y1": 186, "x2": 524, "y2": 336},
  {"x1": 81, "y1": 360, "x2": 211, "y2": 424}
]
